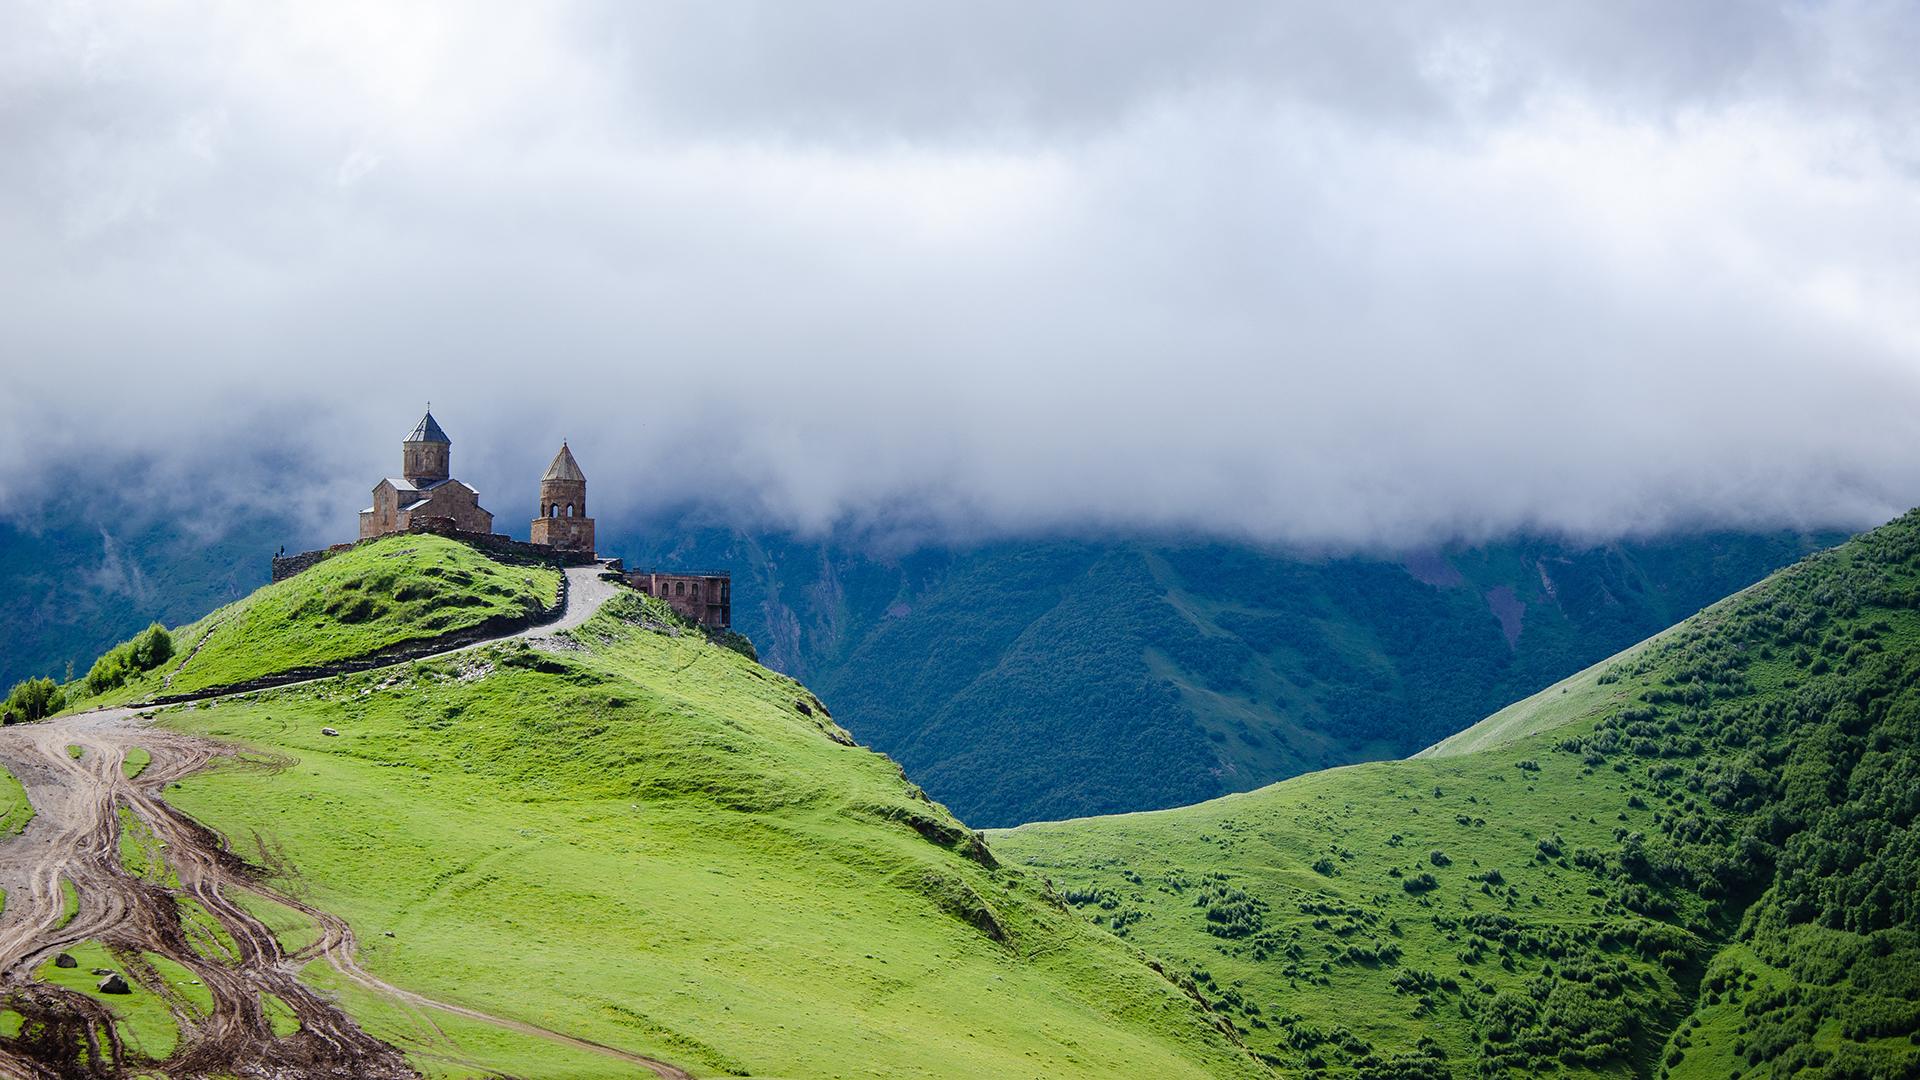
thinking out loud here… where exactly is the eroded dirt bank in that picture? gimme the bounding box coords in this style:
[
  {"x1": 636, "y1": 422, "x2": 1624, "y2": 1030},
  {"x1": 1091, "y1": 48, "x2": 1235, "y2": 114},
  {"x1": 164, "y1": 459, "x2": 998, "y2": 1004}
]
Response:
[{"x1": 0, "y1": 709, "x2": 423, "y2": 1077}]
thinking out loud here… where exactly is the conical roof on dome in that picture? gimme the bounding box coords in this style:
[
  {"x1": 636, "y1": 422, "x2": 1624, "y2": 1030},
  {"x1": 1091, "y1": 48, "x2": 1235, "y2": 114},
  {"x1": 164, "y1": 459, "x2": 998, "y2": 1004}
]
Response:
[
  {"x1": 543, "y1": 442, "x2": 586, "y2": 483},
  {"x1": 406, "y1": 411, "x2": 451, "y2": 444}
]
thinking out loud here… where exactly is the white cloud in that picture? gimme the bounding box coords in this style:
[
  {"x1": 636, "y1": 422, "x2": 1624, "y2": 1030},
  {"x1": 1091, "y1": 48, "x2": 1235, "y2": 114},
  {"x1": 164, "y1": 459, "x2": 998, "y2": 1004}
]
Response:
[{"x1": 1, "y1": 1, "x2": 1917, "y2": 547}]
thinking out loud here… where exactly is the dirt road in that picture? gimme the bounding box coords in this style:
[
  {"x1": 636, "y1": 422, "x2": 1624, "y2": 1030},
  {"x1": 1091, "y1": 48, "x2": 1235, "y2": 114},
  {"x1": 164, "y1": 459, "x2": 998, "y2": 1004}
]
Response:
[{"x1": 0, "y1": 564, "x2": 690, "y2": 1079}]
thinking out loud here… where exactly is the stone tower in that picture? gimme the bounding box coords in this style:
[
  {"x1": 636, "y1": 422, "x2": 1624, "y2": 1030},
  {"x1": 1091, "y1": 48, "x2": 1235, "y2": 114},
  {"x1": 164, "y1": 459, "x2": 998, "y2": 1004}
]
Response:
[
  {"x1": 402, "y1": 410, "x2": 451, "y2": 485},
  {"x1": 530, "y1": 441, "x2": 594, "y2": 554}
]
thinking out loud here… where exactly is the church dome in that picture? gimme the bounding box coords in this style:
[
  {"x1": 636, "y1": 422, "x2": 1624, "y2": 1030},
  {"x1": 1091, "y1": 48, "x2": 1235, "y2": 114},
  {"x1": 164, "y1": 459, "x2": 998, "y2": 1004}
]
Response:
[
  {"x1": 543, "y1": 442, "x2": 586, "y2": 483},
  {"x1": 406, "y1": 411, "x2": 451, "y2": 444}
]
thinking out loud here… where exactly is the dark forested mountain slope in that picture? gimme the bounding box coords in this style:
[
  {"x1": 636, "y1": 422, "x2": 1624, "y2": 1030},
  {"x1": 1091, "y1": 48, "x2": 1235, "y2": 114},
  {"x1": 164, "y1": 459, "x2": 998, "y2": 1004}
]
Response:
[
  {"x1": 620, "y1": 526, "x2": 1835, "y2": 826},
  {"x1": 996, "y1": 509, "x2": 1920, "y2": 1079},
  {"x1": 0, "y1": 511, "x2": 293, "y2": 692}
]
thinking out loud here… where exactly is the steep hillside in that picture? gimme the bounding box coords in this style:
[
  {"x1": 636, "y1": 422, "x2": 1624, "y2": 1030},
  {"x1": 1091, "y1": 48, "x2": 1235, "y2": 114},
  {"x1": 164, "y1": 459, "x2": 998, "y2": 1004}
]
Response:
[
  {"x1": 0, "y1": 540, "x2": 1262, "y2": 1079},
  {"x1": 994, "y1": 511, "x2": 1920, "y2": 1078},
  {"x1": 624, "y1": 526, "x2": 1835, "y2": 825}
]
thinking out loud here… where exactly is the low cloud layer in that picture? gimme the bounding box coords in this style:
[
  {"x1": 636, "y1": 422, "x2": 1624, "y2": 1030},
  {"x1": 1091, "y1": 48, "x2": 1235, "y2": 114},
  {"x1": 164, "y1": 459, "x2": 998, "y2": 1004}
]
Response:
[{"x1": 4, "y1": 1, "x2": 1919, "y2": 549}]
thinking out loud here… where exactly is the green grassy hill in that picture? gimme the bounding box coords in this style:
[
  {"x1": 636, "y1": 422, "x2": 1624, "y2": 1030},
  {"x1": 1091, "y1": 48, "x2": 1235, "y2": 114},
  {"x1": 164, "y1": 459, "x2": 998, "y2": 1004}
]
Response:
[
  {"x1": 994, "y1": 511, "x2": 1920, "y2": 1078},
  {"x1": 67, "y1": 534, "x2": 560, "y2": 706},
  {"x1": 22, "y1": 540, "x2": 1263, "y2": 1079}
]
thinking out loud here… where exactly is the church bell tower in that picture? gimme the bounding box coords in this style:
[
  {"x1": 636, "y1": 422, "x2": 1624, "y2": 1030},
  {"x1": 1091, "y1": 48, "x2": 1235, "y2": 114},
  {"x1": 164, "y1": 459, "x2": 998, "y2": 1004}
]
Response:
[{"x1": 530, "y1": 441, "x2": 594, "y2": 555}]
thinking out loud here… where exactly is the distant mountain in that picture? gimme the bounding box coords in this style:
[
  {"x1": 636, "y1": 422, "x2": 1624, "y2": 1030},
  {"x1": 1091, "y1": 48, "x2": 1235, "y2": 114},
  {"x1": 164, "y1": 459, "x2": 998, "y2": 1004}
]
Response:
[
  {"x1": 616, "y1": 525, "x2": 1838, "y2": 827},
  {"x1": 1, "y1": 498, "x2": 1835, "y2": 828},
  {"x1": 0, "y1": 511, "x2": 291, "y2": 690}
]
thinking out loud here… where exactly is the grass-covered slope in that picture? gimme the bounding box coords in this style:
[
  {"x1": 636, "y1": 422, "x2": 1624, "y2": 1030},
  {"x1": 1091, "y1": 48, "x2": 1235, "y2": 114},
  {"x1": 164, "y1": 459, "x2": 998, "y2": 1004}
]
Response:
[
  {"x1": 994, "y1": 511, "x2": 1920, "y2": 1079},
  {"x1": 70, "y1": 534, "x2": 560, "y2": 705},
  {"x1": 157, "y1": 589, "x2": 1262, "y2": 1079}
]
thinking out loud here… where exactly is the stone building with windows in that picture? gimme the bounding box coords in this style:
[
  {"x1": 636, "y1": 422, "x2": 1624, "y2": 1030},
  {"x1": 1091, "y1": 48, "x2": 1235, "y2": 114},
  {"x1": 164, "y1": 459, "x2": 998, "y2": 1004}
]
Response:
[
  {"x1": 629, "y1": 571, "x2": 732, "y2": 629},
  {"x1": 359, "y1": 411, "x2": 494, "y2": 539},
  {"x1": 528, "y1": 442, "x2": 595, "y2": 555}
]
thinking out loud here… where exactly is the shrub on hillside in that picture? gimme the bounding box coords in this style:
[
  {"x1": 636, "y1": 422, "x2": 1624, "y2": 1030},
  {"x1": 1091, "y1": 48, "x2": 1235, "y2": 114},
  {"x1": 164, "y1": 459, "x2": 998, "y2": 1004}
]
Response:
[
  {"x1": 2, "y1": 676, "x2": 64, "y2": 724},
  {"x1": 84, "y1": 623, "x2": 174, "y2": 694},
  {"x1": 1401, "y1": 872, "x2": 1439, "y2": 894}
]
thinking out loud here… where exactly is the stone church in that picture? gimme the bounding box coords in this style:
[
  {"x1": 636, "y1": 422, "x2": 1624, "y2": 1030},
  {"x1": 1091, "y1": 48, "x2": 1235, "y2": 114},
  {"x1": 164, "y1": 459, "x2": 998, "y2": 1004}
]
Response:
[
  {"x1": 313, "y1": 409, "x2": 733, "y2": 628},
  {"x1": 359, "y1": 411, "x2": 495, "y2": 539}
]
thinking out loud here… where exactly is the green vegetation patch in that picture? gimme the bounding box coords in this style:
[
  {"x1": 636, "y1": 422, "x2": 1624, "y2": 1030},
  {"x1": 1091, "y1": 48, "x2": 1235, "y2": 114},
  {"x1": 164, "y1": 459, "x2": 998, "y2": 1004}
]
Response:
[
  {"x1": 70, "y1": 534, "x2": 562, "y2": 706},
  {"x1": 120, "y1": 746, "x2": 151, "y2": 780},
  {"x1": 0, "y1": 765, "x2": 30, "y2": 835},
  {"x1": 83, "y1": 623, "x2": 173, "y2": 696},
  {"x1": 998, "y1": 509, "x2": 1920, "y2": 1079},
  {"x1": 261, "y1": 991, "x2": 301, "y2": 1038},
  {"x1": 175, "y1": 897, "x2": 240, "y2": 966},
  {"x1": 1, "y1": 676, "x2": 64, "y2": 725},
  {"x1": 160, "y1": 588, "x2": 1263, "y2": 1079},
  {"x1": 32, "y1": 940, "x2": 186, "y2": 1063},
  {"x1": 55, "y1": 876, "x2": 78, "y2": 930},
  {"x1": 116, "y1": 807, "x2": 171, "y2": 887}
]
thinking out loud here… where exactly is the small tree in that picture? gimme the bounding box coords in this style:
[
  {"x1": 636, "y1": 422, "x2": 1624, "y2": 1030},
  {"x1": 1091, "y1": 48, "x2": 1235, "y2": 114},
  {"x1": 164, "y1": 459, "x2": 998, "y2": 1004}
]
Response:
[{"x1": 3, "y1": 677, "x2": 65, "y2": 724}]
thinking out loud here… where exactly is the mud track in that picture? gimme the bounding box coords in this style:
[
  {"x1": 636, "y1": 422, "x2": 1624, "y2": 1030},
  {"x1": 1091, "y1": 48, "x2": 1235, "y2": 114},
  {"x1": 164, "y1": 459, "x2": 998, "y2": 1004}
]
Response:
[{"x1": 0, "y1": 566, "x2": 688, "y2": 1079}]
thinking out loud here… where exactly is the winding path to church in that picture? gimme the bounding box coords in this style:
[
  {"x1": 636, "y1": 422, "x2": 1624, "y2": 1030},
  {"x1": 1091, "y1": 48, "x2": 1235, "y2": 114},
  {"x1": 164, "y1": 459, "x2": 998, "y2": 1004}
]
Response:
[{"x1": 0, "y1": 565, "x2": 690, "y2": 1079}]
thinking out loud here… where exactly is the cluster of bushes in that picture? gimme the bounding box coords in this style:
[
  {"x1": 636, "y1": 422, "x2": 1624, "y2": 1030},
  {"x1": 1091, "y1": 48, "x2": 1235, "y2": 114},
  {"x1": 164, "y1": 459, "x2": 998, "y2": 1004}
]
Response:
[
  {"x1": 2, "y1": 676, "x2": 64, "y2": 725},
  {"x1": 1545, "y1": 511, "x2": 1920, "y2": 1076},
  {"x1": 82, "y1": 623, "x2": 173, "y2": 694},
  {"x1": 1194, "y1": 875, "x2": 1265, "y2": 939}
]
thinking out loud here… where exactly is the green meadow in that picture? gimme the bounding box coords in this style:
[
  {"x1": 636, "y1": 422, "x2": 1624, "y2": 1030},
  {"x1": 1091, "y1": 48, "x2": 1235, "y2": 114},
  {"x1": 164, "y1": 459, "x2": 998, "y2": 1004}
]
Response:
[{"x1": 155, "y1": 589, "x2": 1262, "y2": 1079}]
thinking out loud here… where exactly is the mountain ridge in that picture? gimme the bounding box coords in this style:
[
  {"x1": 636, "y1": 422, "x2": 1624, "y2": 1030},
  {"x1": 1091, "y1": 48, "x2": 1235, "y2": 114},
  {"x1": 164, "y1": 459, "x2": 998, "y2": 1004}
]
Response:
[{"x1": 994, "y1": 508, "x2": 1920, "y2": 1078}]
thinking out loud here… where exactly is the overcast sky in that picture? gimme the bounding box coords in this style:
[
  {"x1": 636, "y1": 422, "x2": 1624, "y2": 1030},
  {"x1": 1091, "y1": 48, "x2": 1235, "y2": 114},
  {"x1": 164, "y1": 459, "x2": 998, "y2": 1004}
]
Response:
[{"x1": 3, "y1": 1, "x2": 1919, "y2": 549}]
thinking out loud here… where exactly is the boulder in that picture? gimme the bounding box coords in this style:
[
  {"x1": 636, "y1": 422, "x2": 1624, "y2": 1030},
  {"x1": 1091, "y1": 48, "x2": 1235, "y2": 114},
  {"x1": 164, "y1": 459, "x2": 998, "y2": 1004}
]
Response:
[
  {"x1": 97, "y1": 973, "x2": 130, "y2": 994},
  {"x1": 320, "y1": 727, "x2": 339, "y2": 736},
  {"x1": 52, "y1": 953, "x2": 76, "y2": 969},
  {"x1": 89, "y1": 967, "x2": 113, "y2": 976}
]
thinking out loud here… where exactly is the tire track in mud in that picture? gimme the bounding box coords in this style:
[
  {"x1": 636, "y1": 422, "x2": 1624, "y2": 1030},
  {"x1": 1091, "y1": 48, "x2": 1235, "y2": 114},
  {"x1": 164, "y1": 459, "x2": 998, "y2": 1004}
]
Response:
[{"x1": 0, "y1": 565, "x2": 689, "y2": 1079}]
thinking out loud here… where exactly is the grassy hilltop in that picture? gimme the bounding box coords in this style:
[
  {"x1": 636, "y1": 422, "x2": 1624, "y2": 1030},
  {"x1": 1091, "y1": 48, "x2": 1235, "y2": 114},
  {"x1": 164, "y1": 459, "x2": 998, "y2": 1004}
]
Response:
[
  {"x1": 19, "y1": 539, "x2": 1263, "y2": 1079},
  {"x1": 996, "y1": 511, "x2": 1920, "y2": 1079},
  {"x1": 68, "y1": 534, "x2": 560, "y2": 707}
]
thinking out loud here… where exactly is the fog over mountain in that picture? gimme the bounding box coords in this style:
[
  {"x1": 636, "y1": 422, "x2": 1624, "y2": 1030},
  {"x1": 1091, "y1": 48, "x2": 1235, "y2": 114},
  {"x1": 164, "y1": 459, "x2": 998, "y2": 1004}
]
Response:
[{"x1": 4, "y1": 2, "x2": 1919, "y2": 547}]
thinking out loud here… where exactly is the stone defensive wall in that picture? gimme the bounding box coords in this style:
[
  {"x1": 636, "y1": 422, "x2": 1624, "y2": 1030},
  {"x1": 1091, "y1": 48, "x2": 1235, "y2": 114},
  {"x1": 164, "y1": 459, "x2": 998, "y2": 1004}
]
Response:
[{"x1": 271, "y1": 517, "x2": 597, "y2": 583}]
